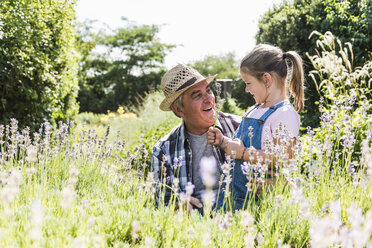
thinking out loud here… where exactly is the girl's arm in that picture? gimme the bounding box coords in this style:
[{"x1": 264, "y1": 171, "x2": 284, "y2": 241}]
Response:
[
  {"x1": 226, "y1": 137, "x2": 297, "y2": 164},
  {"x1": 208, "y1": 127, "x2": 296, "y2": 163}
]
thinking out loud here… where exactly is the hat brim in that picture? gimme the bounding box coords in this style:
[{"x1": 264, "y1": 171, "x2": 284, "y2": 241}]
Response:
[{"x1": 160, "y1": 75, "x2": 216, "y2": 111}]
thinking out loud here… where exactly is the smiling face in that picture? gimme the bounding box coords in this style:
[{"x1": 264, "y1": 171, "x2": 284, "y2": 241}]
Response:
[
  {"x1": 241, "y1": 72, "x2": 268, "y2": 105},
  {"x1": 171, "y1": 80, "x2": 215, "y2": 135}
]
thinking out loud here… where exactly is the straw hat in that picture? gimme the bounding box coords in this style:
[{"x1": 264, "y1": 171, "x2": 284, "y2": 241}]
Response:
[{"x1": 160, "y1": 64, "x2": 216, "y2": 111}]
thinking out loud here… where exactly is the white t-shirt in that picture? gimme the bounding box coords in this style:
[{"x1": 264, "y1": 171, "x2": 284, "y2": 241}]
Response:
[{"x1": 246, "y1": 103, "x2": 300, "y2": 149}]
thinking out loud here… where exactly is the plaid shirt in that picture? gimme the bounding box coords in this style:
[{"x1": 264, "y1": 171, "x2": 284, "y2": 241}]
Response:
[{"x1": 150, "y1": 112, "x2": 241, "y2": 206}]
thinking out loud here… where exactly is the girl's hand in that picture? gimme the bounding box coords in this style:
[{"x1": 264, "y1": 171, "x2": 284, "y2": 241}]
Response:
[
  {"x1": 225, "y1": 138, "x2": 245, "y2": 159},
  {"x1": 207, "y1": 127, "x2": 232, "y2": 149},
  {"x1": 207, "y1": 127, "x2": 222, "y2": 146}
]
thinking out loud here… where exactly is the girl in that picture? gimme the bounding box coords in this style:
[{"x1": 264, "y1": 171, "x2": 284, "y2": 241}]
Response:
[{"x1": 207, "y1": 44, "x2": 304, "y2": 210}]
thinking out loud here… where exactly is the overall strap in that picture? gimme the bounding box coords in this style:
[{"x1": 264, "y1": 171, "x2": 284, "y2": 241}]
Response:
[
  {"x1": 243, "y1": 104, "x2": 260, "y2": 118},
  {"x1": 257, "y1": 100, "x2": 291, "y2": 125}
]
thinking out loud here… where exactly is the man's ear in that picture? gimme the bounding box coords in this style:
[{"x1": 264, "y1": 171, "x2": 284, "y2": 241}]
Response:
[
  {"x1": 171, "y1": 104, "x2": 184, "y2": 118},
  {"x1": 262, "y1": 72, "x2": 273, "y2": 88}
]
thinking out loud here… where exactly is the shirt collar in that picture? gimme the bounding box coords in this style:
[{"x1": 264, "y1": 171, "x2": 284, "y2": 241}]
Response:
[{"x1": 215, "y1": 116, "x2": 224, "y2": 133}]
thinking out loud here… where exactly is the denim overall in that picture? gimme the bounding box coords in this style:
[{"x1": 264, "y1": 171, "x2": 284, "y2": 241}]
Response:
[{"x1": 232, "y1": 100, "x2": 291, "y2": 210}]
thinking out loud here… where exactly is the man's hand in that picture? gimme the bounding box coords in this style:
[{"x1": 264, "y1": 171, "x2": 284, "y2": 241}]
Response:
[{"x1": 175, "y1": 197, "x2": 203, "y2": 213}]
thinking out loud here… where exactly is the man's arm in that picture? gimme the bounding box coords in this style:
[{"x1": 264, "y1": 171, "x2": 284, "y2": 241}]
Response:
[{"x1": 150, "y1": 144, "x2": 172, "y2": 207}]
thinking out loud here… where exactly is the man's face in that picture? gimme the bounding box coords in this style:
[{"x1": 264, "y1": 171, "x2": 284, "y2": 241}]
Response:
[{"x1": 175, "y1": 80, "x2": 216, "y2": 135}]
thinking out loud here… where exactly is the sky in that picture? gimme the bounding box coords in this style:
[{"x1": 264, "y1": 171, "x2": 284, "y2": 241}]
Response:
[{"x1": 75, "y1": 0, "x2": 284, "y2": 69}]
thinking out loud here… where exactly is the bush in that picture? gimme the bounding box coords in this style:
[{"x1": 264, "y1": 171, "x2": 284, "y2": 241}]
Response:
[
  {"x1": 220, "y1": 97, "x2": 246, "y2": 116},
  {"x1": 0, "y1": 0, "x2": 79, "y2": 131}
]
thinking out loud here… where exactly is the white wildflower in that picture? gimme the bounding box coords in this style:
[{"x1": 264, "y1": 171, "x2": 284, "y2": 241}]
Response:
[
  {"x1": 201, "y1": 190, "x2": 215, "y2": 209},
  {"x1": 309, "y1": 214, "x2": 341, "y2": 248},
  {"x1": 81, "y1": 198, "x2": 89, "y2": 209},
  {"x1": 92, "y1": 235, "x2": 102, "y2": 248},
  {"x1": 29, "y1": 199, "x2": 44, "y2": 241},
  {"x1": 256, "y1": 233, "x2": 264, "y2": 246},
  {"x1": 71, "y1": 237, "x2": 86, "y2": 248},
  {"x1": 185, "y1": 182, "x2": 194, "y2": 196},
  {"x1": 200, "y1": 156, "x2": 217, "y2": 188},
  {"x1": 202, "y1": 233, "x2": 211, "y2": 247},
  {"x1": 240, "y1": 211, "x2": 254, "y2": 228},
  {"x1": 26, "y1": 145, "x2": 38, "y2": 163},
  {"x1": 244, "y1": 233, "x2": 255, "y2": 248},
  {"x1": 30, "y1": 199, "x2": 44, "y2": 227},
  {"x1": 60, "y1": 186, "x2": 76, "y2": 209},
  {"x1": 0, "y1": 186, "x2": 19, "y2": 205},
  {"x1": 69, "y1": 166, "x2": 79, "y2": 185},
  {"x1": 143, "y1": 236, "x2": 155, "y2": 248},
  {"x1": 87, "y1": 217, "x2": 95, "y2": 228},
  {"x1": 8, "y1": 169, "x2": 23, "y2": 187},
  {"x1": 187, "y1": 226, "x2": 194, "y2": 239},
  {"x1": 25, "y1": 167, "x2": 36, "y2": 176},
  {"x1": 131, "y1": 220, "x2": 140, "y2": 240}
]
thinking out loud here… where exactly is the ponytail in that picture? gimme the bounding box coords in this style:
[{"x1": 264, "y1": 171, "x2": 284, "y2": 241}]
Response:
[{"x1": 285, "y1": 51, "x2": 304, "y2": 112}]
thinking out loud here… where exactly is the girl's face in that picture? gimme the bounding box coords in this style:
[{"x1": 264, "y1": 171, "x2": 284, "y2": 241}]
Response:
[{"x1": 241, "y1": 72, "x2": 268, "y2": 105}]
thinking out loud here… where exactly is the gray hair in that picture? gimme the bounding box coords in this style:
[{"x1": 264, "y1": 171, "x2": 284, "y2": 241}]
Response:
[{"x1": 171, "y1": 93, "x2": 184, "y2": 118}]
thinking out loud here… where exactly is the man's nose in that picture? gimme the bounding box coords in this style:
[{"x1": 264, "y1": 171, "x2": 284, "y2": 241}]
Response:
[{"x1": 204, "y1": 92, "x2": 214, "y2": 101}]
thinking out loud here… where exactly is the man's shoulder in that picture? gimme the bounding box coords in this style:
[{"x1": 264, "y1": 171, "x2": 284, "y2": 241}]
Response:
[
  {"x1": 218, "y1": 111, "x2": 242, "y2": 124},
  {"x1": 217, "y1": 112, "x2": 241, "y2": 137},
  {"x1": 153, "y1": 122, "x2": 183, "y2": 149}
]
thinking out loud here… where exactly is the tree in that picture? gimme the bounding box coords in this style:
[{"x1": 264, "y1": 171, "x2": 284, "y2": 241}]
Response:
[
  {"x1": 77, "y1": 20, "x2": 175, "y2": 113},
  {"x1": 256, "y1": 0, "x2": 371, "y2": 128},
  {"x1": 0, "y1": 0, "x2": 79, "y2": 130},
  {"x1": 189, "y1": 52, "x2": 255, "y2": 110}
]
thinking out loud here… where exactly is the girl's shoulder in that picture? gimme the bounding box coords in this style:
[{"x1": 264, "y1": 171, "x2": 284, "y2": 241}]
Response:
[
  {"x1": 266, "y1": 105, "x2": 300, "y2": 137},
  {"x1": 270, "y1": 104, "x2": 299, "y2": 121}
]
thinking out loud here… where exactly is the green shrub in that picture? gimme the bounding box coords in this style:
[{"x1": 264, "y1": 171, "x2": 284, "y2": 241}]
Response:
[
  {"x1": 221, "y1": 97, "x2": 246, "y2": 116},
  {"x1": 0, "y1": 0, "x2": 79, "y2": 131}
]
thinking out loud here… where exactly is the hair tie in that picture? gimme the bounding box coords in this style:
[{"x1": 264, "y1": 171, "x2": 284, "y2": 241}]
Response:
[{"x1": 282, "y1": 53, "x2": 287, "y2": 60}]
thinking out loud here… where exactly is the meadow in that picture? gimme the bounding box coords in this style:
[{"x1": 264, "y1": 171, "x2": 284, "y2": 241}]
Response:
[{"x1": 0, "y1": 33, "x2": 371, "y2": 247}]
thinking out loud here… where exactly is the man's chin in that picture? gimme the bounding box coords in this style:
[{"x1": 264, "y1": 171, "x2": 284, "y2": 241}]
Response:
[{"x1": 204, "y1": 111, "x2": 215, "y2": 121}]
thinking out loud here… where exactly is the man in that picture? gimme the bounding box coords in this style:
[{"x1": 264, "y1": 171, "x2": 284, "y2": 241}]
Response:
[{"x1": 151, "y1": 64, "x2": 241, "y2": 212}]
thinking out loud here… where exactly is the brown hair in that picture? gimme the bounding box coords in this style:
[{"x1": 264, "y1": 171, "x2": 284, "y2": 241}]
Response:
[{"x1": 240, "y1": 44, "x2": 304, "y2": 112}]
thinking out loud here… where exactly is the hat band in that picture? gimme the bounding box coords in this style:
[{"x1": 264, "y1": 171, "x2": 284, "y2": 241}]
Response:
[{"x1": 176, "y1": 77, "x2": 197, "y2": 92}]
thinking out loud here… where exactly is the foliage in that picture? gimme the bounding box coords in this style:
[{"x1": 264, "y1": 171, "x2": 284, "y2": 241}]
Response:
[
  {"x1": 220, "y1": 97, "x2": 245, "y2": 116},
  {"x1": 189, "y1": 52, "x2": 256, "y2": 109},
  {"x1": 190, "y1": 52, "x2": 239, "y2": 80},
  {"x1": 0, "y1": 24, "x2": 371, "y2": 246},
  {"x1": 301, "y1": 32, "x2": 372, "y2": 174},
  {"x1": 256, "y1": 0, "x2": 371, "y2": 129},
  {"x1": 0, "y1": 0, "x2": 79, "y2": 131},
  {"x1": 76, "y1": 20, "x2": 175, "y2": 113},
  {"x1": 75, "y1": 91, "x2": 180, "y2": 169}
]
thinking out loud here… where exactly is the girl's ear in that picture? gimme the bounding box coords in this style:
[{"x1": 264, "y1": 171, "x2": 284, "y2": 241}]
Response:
[
  {"x1": 171, "y1": 104, "x2": 184, "y2": 118},
  {"x1": 262, "y1": 72, "x2": 273, "y2": 88}
]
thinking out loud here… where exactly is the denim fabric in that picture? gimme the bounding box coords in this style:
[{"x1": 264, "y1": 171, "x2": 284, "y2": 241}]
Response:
[{"x1": 232, "y1": 100, "x2": 291, "y2": 210}]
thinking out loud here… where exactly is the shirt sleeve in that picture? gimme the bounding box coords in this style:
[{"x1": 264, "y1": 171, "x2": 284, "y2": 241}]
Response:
[
  {"x1": 265, "y1": 106, "x2": 300, "y2": 138},
  {"x1": 151, "y1": 142, "x2": 173, "y2": 207}
]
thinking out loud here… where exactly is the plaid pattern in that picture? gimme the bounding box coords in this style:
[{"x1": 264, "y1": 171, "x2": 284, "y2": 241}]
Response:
[{"x1": 150, "y1": 112, "x2": 241, "y2": 206}]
